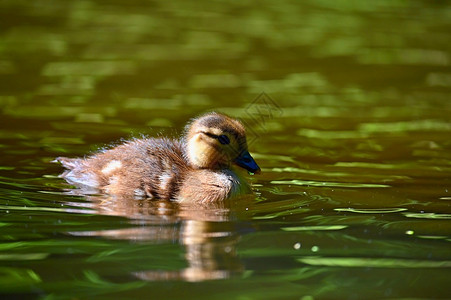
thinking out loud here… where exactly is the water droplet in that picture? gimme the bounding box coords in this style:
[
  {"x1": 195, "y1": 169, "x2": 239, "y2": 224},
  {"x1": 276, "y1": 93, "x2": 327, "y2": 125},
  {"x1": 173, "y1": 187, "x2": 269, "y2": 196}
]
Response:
[
  {"x1": 294, "y1": 242, "x2": 301, "y2": 250},
  {"x1": 311, "y1": 245, "x2": 319, "y2": 252},
  {"x1": 406, "y1": 230, "x2": 414, "y2": 235}
]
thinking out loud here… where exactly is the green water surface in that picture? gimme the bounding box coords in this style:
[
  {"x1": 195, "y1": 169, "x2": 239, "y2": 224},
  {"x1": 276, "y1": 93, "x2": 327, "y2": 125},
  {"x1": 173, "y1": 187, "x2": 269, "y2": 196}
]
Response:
[{"x1": 0, "y1": 1, "x2": 450, "y2": 299}]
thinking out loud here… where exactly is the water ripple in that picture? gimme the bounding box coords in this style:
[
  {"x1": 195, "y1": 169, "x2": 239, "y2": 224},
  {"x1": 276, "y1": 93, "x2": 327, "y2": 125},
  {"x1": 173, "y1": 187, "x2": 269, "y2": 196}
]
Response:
[
  {"x1": 334, "y1": 208, "x2": 407, "y2": 214},
  {"x1": 297, "y1": 256, "x2": 451, "y2": 268},
  {"x1": 271, "y1": 179, "x2": 390, "y2": 188},
  {"x1": 281, "y1": 225, "x2": 348, "y2": 231},
  {"x1": 403, "y1": 212, "x2": 451, "y2": 220}
]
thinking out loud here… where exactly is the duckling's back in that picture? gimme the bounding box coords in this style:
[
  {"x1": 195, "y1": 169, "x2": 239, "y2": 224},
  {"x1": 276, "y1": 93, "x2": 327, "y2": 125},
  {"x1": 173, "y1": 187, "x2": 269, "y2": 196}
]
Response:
[{"x1": 56, "y1": 137, "x2": 188, "y2": 199}]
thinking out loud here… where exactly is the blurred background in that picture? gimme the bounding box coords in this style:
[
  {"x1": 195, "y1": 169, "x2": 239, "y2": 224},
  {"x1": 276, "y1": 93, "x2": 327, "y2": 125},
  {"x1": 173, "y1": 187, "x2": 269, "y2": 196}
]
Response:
[{"x1": 0, "y1": 0, "x2": 450, "y2": 299}]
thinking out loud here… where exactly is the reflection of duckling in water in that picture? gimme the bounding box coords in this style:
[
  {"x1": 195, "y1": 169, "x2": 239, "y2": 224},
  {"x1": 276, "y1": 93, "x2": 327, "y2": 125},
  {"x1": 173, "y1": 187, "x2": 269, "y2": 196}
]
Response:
[
  {"x1": 67, "y1": 197, "x2": 247, "y2": 282},
  {"x1": 55, "y1": 112, "x2": 260, "y2": 203}
]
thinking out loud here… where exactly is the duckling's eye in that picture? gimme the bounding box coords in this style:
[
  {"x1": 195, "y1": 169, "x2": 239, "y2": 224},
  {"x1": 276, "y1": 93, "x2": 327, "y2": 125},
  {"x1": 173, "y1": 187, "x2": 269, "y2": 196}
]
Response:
[{"x1": 217, "y1": 135, "x2": 230, "y2": 145}]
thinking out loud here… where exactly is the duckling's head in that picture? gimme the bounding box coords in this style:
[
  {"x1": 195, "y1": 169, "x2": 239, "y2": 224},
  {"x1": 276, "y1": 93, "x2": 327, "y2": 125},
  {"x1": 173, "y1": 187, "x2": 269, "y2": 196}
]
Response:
[{"x1": 185, "y1": 112, "x2": 260, "y2": 174}]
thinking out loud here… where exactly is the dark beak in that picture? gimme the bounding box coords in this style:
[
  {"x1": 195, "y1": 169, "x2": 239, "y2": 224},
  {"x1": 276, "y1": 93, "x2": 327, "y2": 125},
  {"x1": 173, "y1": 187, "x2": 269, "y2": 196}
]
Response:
[{"x1": 234, "y1": 151, "x2": 261, "y2": 174}]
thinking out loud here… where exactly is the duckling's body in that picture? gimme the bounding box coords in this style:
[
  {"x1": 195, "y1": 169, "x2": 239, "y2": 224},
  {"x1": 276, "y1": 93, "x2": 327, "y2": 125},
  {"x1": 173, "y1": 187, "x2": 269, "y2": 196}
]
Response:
[{"x1": 55, "y1": 113, "x2": 260, "y2": 203}]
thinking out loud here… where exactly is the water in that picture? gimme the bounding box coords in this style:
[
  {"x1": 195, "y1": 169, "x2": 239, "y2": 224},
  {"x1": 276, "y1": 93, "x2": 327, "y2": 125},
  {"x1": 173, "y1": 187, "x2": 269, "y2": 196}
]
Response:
[{"x1": 1, "y1": 0, "x2": 450, "y2": 299}]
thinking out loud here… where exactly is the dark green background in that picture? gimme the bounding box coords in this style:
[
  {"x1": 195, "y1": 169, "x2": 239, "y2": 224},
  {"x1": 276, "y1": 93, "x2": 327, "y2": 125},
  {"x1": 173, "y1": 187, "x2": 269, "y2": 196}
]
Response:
[{"x1": 0, "y1": 1, "x2": 450, "y2": 299}]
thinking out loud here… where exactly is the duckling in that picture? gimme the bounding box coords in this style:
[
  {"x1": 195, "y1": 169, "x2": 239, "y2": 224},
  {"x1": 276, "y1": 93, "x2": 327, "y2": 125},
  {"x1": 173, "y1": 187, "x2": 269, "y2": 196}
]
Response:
[{"x1": 55, "y1": 112, "x2": 260, "y2": 203}]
